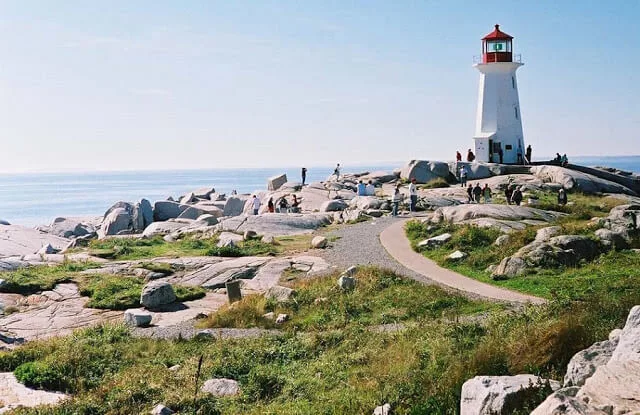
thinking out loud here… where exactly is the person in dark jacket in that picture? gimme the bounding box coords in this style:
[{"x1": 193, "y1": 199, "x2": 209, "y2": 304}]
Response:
[
  {"x1": 511, "y1": 186, "x2": 523, "y2": 206},
  {"x1": 267, "y1": 198, "x2": 275, "y2": 213},
  {"x1": 505, "y1": 185, "x2": 514, "y2": 205},
  {"x1": 558, "y1": 188, "x2": 568, "y2": 205},
  {"x1": 472, "y1": 183, "x2": 482, "y2": 203},
  {"x1": 301, "y1": 167, "x2": 307, "y2": 185},
  {"x1": 467, "y1": 184, "x2": 473, "y2": 203}
]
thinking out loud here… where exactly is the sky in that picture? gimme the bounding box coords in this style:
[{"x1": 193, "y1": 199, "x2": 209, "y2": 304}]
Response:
[{"x1": 0, "y1": 1, "x2": 638, "y2": 172}]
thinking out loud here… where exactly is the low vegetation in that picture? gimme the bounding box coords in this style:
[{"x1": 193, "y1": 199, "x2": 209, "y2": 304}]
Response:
[
  {"x1": 418, "y1": 177, "x2": 450, "y2": 189},
  {"x1": 1, "y1": 267, "x2": 635, "y2": 414}
]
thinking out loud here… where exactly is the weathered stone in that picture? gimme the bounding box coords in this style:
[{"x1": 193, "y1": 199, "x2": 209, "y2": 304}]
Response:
[
  {"x1": 176, "y1": 206, "x2": 207, "y2": 220},
  {"x1": 373, "y1": 403, "x2": 392, "y2": 415},
  {"x1": 431, "y1": 204, "x2": 565, "y2": 225},
  {"x1": 418, "y1": 233, "x2": 451, "y2": 248},
  {"x1": 494, "y1": 234, "x2": 511, "y2": 246},
  {"x1": 150, "y1": 404, "x2": 174, "y2": 415},
  {"x1": 99, "y1": 208, "x2": 132, "y2": 238},
  {"x1": 201, "y1": 378, "x2": 240, "y2": 397},
  {"x1": 124, "y1": 309, "x2": 153, "y2": 327},
  {"x1": 529, "y1": 387, "x2": 592, "y2": 415},
  {"x1": 37, "y1": 243, "x2": 59, "y2": 255},
  {"x1": 320, "y1": 199, "x2": 348, "y2": 212},
  {"x1": 140, "y1": 281, "x2": 176, "y2": 309},
  {"x1": 338, "y1": 275, "x2": 356, "y2": 290},
  {"x1": 265, "y1": 286, "x2": 295, "y2": 302},
  {"x1": 142, "y1": 221, "x2": 186, "y2": 238},
  {"x1": 460, "y1": 375, "x2": 560, "y2": 415},
  {"x1": 196, "y1": 214, "x2": 219, "y2": 226},
  {"x1": 401, "y1": 160, "x2": 450, "y2": 183},
  {"x1": 153, "y1": 201, "x2": 190, "y2": 221},
  {"x1": 564, "y1": 339, "x2": 617, "y2": 387},
  {"x1": 491, "y1": 256, "x2": 527, "y2": 279},
  {"x1": 42, "y1": 217, "x2": 96, "y2": 238},
  {"x1": 138, "y1": 199, "x2": 154, "y2": 228},
  {"x1": 0, "y1": 372, "x2": 68, "y2": 411},
  {"x1": 447, "y1": 250, "x2": 467, "y2": 260},
  {"x1": 311, "y1": 236, "x2": 328, "y2": 249},
  {"x1": 275, "y1": 313, "x2": 289, "y2": 324},
  {"x1": 225, "y1": 280, "x2": 242, "y2": 303},
  {"x1": 223, "y1": 196, "x2": 247, "y2": 217},
  {"x1": 217, "y1": 213, "x2": 332, "y2": 237},
  {"x1": 267, "y1": 174, "x2": 288, "y2": 191},
  {"x1": 531, "y1": 165, "x2": 635, "y2": 195}
]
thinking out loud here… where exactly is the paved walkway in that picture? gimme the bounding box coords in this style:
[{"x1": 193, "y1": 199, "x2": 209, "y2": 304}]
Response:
[{"x1": 380, "y1": 219, "x2": 545, "y2": 304}]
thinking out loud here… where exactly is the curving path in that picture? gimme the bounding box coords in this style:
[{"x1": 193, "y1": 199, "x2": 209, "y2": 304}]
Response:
[{"x1": 379, "y1": 219, "x2": 545, "y2": 304}]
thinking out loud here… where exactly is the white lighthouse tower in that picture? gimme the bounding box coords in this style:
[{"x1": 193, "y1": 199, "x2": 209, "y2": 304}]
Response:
[{"x1": 473, "y1": 24, "x2": 525, "y2": 164}]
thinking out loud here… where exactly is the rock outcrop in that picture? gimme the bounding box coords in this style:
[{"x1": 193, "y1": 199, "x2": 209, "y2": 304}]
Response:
[
  {"x1": 140, "y1": 281, "x2": 176, "y2": 309},
  {"x1": 400, "y1": 160, "x2": 450, "y2": 183},
  {"x1": 531, "y1": 165, "x2": 636, "y2": 195}
]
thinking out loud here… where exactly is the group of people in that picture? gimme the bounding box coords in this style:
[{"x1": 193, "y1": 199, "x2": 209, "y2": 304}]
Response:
[
  {"x1": 503, "y1": 185, "x2": 524, "y2": 206},
  {"x1": 456, "y1": 145, "x2": 533, "y2": 165},
  {"x1": 553, "y1": 153, "x2": 569, "y2": 167},
  {"x1": 357, "y1": 180, "x2": 377, "y2": 196},
  {"x1": 456, "y1": 149, "x2": 476, "y2": 163},
  {"x1": 253, "y1": 194, "x2": 301, "y2": 215},
  {"x1": 466, "y1": 183, "x2": 493, "y2": 204}
]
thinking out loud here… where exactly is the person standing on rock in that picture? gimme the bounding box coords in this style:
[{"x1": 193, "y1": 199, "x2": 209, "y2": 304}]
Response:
[
  {"x1": 291, "y1": 194, "x2": 300, "y2": 213},
  {"x1": 366, "y1": 180, "x2": 375, "y2": 196},
  {"x1": 301, "y1": 167, "x2": 307, "y2": 185},
  {"x1": 334, "y1": 163, "x2": 341, "y2": 180},
  {"x1": 357, "y1": 180, "x2": 367, "y2": 196},
  {"x1": 392, "y1": 187, "x2": 402, "y2": 216},
  {"x1": 409, "y1": 178, "x2": 418, "y2": 212},
  {"x1": 456, "y1": 151, "x2": 462, "y2": 162},
  {"x1": 511, "y1": 187, "x2": 523, "y2": 206},
  {"x1": 267, "y1": 198, "x2": 275, "y2": 213},
  {"x1": 473, "y1": 183, "x2": 482, "y2": 203},
  {"x1": 252, "y1": 195, "x2": 261, "y2": 215},
  {"x1": 525, "y1": 145, "x2": 532, "y2": 164},
  {"x1": 558, "y1": 188, "x2": 568, "y2": 205},
  {"x1": 482, "y1": 184, "x2": 492, "y2": 203},
  {"x1": 467, "y1": 184, "x2": 473, "y2": 203},
  {"x1": 467, "y1": 149, "x2": 475, "y2": 162},
  {"x1": 460, "y1": 165, "x2": 468, "y2": 187}
]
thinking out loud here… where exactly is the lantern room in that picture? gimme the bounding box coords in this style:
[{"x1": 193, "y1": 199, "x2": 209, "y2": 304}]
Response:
[{"x1": 482, "y1": 24, "x2": 513, "y2": 63}]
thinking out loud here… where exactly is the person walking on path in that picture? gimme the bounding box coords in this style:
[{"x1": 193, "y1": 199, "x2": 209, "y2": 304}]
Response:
[
  {"x1": 558, "y1": 188, "x2": 568, "y2": 205},
  {"x1": 456, "y1": 151, "x2": 462, "y2": 162},
  {"x1": 267, "y1": 197, "x2": 274, "y2": 213},
  {"x1": 511, "y1": 186, "x2": 523, "y2": 206},
  {"x1": 252, "y1": 195, "x2": 261, "y2": 215},
  {"x1": 334, "y1": 163, "x2": 341, "y2": 180},
  {"x1": 459, "y1": 165, "x2": 468, "y2": 187},
  {"x1": 301, "y1": 167, "x2": 307, "y2": 185},
  {"x1": 525, "y1": 145, "x2": 532, "y2": 164},
  {"x1": 357, "y1": 180, "x2": 367, "y2": 196},
  {"x1": 467, "y1": 149, "x2": 476, "y2": 162},
  {"x1": 392, "y1": 187, "x2": 402, "y2": 216},
  {"x1": 408, "y1": 178, "x2": 418, "y2": 212},
  {"x1": 472, "y1": 183, "x2": 482, "y2": 203},
  {"x1": 482, "y1": 184, "x2": 492, "y2": 203},
  {"x1": 466, "y1": 184, "x2": 473, "y2": 203},
  {"x1": 505, "y1": 185, "x2": 514, "y2": 205}
]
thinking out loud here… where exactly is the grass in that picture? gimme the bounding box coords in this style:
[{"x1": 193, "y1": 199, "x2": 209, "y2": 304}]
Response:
[
  {"x1": 0, "y1": 262, "x2": 97, "y2": 295},
  {"x1": 405, "y1": 191, "x2": 640, "y2": 301},
  {"x1": 1, "y1": 266, "x2": 636, "y2": 414},
  {"x1": 418, "y1": 177, "x2": 450, "y2": 189}
]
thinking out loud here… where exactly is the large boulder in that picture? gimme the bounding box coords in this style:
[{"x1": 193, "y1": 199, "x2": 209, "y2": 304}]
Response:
[
  {"x1": 491, "y1": 256, "x2": 527, "y2": 279},
  {"x1": 349, "y1": 196, "x2": 385, "y2": 210},
  {"x1": 176, "y1": 206, "x2": 207, "y2": 220},
  {"x1": 142, "y1": 221, "x2": 187, "y2": 238},
  {"x1": 564, "y1": 338, "x2": 618, "y2": 387},
  {"x1": 140, "y1": 281, "x2": 176, "y2": 309},
  {"x1": 223, "y1": 196, "x2": 248, "y2": 217},
  {"x1": 124, "y1": 309, "x2": 153, "y2": 327},
  {"x1": 267, "y1": 174, "x2": 288, "y2": 191},
  {"x1": 400, "y1": 160, "x2": 450, "y2": 184},
  {"x1": 320, "y1": 199, "x2": 348, "y2": 212},
  {"x1": 460, "y1": 375, "x2": 560, "y2": 415},
  {"x1": 217, "y1": 213, "x2": 332, "y2": 237},
  {"x1": 191, "y1": 202, "x2": 224, "y2": 218},
  {"x1": 200, "y1": 378, "x2": 240, "y2": 397},
  {"x1": 431, "y1": 204, "x2": 565, "y2": 225},
  {"x1": 40, "y1": 217, "x2": 96, "y2": 238},
  {"x1": 191, "y1": 187, "x2": 216, "y2": 200},
  {"x1": 153, "y1": 201, "x2": 190, "y2": 221},
  {"x1": 450, "y1": 162, "x2": 500, "y2": 181},
  {"x1": 99, "y1": 208, "x2": 133, "y2": 238},
  {"x1": 137, "y1": 199, "x2": 154, "y2": 228},
  {"x1": 531, "y1": 165, "x2": 635, "y2": 195}
]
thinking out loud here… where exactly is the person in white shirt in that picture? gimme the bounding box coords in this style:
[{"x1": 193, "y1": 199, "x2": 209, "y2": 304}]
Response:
[
  {"x1": 365, "y1": 180, "x2": 376, "y2": 196},
  {"x1": 459, "y1": 166, "x2": 468, "y2": 187},
  {"x1": 408, "y1": 178, "x2": 418, "y2": 212},
  {"x1": 252, "y1": 195, "x2": 261, "y2": 215}
]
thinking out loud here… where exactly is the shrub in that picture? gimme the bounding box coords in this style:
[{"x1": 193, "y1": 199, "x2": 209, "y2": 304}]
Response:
[
  {"x1": 14, "y1": 361, "x2": 69, "y2": 391},
  {"x1": 420, "y1": 178, "x2": 450, "y2": 189}
]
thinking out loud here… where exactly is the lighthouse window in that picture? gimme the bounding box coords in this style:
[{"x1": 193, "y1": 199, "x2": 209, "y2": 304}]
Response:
[
  {"x1": 512, "y1": 76, "x2": 515, "y2": 89},
  {"x1": 515, "y1": 107, "x2": 519, "y2": 119}
]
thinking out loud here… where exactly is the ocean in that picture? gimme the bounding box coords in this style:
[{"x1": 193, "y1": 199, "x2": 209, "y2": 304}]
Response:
[{"x1": 1, "y1": 157, "x2": 638, "y2": 227}]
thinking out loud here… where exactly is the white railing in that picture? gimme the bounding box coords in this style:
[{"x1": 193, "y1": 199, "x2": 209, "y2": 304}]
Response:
[{"x1": 472, "y1": 53, "x2": 523, "y2": 64}]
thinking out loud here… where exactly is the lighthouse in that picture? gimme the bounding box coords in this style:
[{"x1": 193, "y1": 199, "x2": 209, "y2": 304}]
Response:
[{"x1": 473, "y1": 24, "x2": 525, "y2": 164}]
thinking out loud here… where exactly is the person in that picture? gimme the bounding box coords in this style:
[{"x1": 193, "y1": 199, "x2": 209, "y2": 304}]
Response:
[
  {"x1": 456, "y1": 151, "x2": 462, "y2": 162},
  {"x1": 525, "y1": 145, "x2": 532, "y2": 164},
  {"x1": 334, "y1": 163, "x2": 341, "y2": 180},
  {"x1": 278, "y1": 197, "x2": 288, "y2": 213},
  {"x1": 517, "y1": 146, "x2": 523, "y2": 165},
  {"x1": 301, "y1": 167, "x2": 307, "y2": 185},
  {"x1": 554, "y1": 153, "x2": 562, "y2": 163},
  {"x1": 482, "y1": 184, "x2": 492, "y2": 203},
  {"x1": 467, "y1": 149, "x2": 475, "y2": 162},
  {"x1": 408, "y1": 178, "x2": 418, "y2": 212},
  {"x1": 267, "y1": 197, "x2": 274, "y2": 213},
  {"x1": 252, "y1": 195, "x2": 261, "y2": 215},
  {"x1": 357, "y1": 180, "x2": 367, "y2": 196},
  {"x1": 392, "y1": 187, "x2": 402, "y2": 216},
  {"x1": 467, "y1": 184, "x2": 473, "y2": 203},
  {"x1": 511, "y1": 186, "x2": 523, "y2": 206},
  {"x1": 561, "y1": 154, "x2": 569, "y2": 167},
  {"x1": 459, "y1": 165, "x2": 468, "y2": 187},
  {"x1": 290, "y1": 194, "x2": 300, "y2": 213},
  {"x1": 473, "y1": 183, "x2": 482, "y2": 203},
  {"x1": 558, "y1": 188, "x2": 568, "y2": 205},
  {"x1": 505, "y1": 185, "x2": 514, "y2": 205},
  {"x1": 366, "y1": 180, "x2": 375, "y2": 196},
  {"x1": 231, "y1": 189, "x2": 238, "y2": 195},
  {"x1": 498, "y1": 147, "x2": 504, "y2": 164}
]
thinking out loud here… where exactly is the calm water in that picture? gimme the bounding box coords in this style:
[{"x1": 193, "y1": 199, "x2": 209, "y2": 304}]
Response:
[
  {"x1": 0, "y1": 164, "x2": 400, "y2": 226},
  {"x1": 1, "y1": 157, "x2": 638, "y2": 227}
]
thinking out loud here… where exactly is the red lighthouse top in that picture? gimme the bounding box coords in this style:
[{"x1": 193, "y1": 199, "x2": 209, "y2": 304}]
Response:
[{"x1": 481, "y1": 24, "x2": 514, "y2": 63}]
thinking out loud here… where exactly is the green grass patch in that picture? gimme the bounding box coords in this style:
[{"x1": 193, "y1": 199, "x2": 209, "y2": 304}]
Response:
[
  {"x1": 419, "y1": 177, "x2": 450, "y2": 189},
  {"x1": 0, "y1": 262, "x2": 97, "y2": 295}
]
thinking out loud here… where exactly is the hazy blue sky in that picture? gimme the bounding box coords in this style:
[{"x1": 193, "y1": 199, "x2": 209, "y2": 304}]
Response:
[{"x1": 1, "y1": 1, "x2": 638, "y2": 172}]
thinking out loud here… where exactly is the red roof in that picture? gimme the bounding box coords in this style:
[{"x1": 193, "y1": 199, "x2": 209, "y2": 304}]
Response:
[{"x1": 482, "y1": 24, "x2": 513, "y2": 40}]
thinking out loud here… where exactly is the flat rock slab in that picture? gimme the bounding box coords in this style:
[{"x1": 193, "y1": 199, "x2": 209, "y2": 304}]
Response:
[
  {"x1": 146, "y1": 292, "x2": 228, "y2": 328},
  {"x1": 218, "y1": 213, "x2": 332, "y2": 237},
  {"x1": 170, "y1": 257, "x2": 268, "y2": 287},
  {"x1": 0, "y1": 225, "x2": 70, "y2": 257},
  {"x1": 431, "y1": 204, "x2": 565, "y2": 224},
  {"x1": 0, "y1": 372, "x2": 67, "y2": 411},
  {"x1": 0, "y1": 283, "x2": 122, "y2": 342}
]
